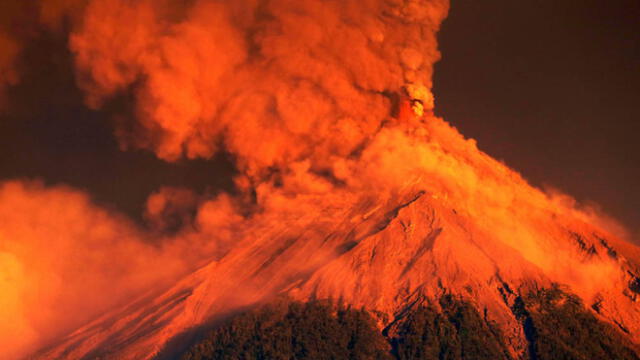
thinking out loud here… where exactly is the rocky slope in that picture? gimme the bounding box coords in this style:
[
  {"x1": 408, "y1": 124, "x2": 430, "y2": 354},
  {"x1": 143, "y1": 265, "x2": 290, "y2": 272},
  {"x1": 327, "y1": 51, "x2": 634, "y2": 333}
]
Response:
[{"x1": 33, "y1": 116, "x2": 640, "y2": 360}]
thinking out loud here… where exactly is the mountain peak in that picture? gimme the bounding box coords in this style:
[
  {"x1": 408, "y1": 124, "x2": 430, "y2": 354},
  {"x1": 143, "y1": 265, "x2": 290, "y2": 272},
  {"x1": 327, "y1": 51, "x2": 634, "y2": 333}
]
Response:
[{"x1": 35, "y1": 117, "x2": 640, "y2": 359}]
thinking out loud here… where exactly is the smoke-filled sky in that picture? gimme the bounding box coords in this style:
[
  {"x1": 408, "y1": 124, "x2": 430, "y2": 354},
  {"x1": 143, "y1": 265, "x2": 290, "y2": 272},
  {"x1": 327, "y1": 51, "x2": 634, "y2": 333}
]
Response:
[
  {"x1": 1, "y1": 1, "x2": 451, "y2": 356},
  {"x1": 1, "y1": 0, "x2": 637, "y2": 232}
]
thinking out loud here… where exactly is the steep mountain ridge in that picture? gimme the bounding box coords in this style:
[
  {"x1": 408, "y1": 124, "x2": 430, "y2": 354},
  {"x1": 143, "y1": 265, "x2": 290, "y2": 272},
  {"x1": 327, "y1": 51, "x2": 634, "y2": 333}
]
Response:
[{"x1": 34, "y1": 117, "x2": 640, "y2": 359}]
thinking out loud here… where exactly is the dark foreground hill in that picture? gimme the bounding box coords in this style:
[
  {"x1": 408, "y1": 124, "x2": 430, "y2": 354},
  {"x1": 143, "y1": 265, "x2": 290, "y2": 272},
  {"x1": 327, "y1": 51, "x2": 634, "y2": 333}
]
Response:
[{"x1": 181, "y1": 287, "x2": 639, "y2": 360}]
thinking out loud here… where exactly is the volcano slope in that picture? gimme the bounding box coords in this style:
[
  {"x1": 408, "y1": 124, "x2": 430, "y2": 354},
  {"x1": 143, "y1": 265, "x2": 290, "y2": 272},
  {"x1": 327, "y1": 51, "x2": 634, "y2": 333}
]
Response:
[{"x1": 33, "y1": 113, "x2": 640, "y2": 360}]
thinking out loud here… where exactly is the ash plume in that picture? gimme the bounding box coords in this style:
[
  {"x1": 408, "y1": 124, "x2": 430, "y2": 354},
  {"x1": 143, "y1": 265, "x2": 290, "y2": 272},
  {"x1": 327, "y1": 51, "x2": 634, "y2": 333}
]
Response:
[
  {"x1": 0, "y1": 181, "x2": 183, "y2": 358},
  {"x1": 69, "y1": 0, "x2": 448, "y2": 175}
]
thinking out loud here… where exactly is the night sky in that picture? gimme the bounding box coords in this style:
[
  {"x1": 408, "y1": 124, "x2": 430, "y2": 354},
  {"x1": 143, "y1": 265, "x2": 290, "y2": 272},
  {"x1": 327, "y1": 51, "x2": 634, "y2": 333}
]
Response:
[
  {"x1": 434, "y1": 0, "x2": 640, "y2": 236},
  {"x1": 0, "y1": 32, "x2": 237, "y2": 221},
  {"x1": 1, "y1": 1, "x2": 638, "y2": 234}
]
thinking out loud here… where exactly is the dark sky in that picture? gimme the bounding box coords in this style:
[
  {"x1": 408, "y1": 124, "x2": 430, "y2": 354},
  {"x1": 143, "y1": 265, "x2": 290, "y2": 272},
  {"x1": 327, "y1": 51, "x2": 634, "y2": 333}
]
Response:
[
  {"x1": 0, "y1": 32, "x2": 236, "y2": 221},
  {"x1": 0, "y1": 1, "x2": 638, "y2": 234},
  {"x1": 433, "y1": 0, "x2": 640, "y2": 236}
]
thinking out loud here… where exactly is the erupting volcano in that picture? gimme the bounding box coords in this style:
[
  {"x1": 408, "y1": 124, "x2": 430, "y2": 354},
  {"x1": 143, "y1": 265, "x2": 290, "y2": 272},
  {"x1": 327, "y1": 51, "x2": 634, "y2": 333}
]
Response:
[{"x1": 1, "y1": 0, "x2": 639, "y2": 359}]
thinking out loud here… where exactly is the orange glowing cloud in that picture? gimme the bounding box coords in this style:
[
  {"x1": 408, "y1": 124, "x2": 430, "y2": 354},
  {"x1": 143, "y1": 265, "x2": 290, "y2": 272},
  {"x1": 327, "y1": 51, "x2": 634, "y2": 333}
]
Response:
[
  {"x1": 69, "y1": 0, "x2": 450, "y2": 178},
  {"x1": 0, "y1": 181, "x2": 192, "y2": 358}
]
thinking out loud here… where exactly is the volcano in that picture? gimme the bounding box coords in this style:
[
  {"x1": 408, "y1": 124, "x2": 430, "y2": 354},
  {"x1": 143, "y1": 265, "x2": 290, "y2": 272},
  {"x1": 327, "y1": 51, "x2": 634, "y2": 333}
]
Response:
[
  {"x1": 1, "y1": 0, "x2": 639, "y2": 359},
  {"x1": 32, "y1": 112, "x2": 640, "y2": 359}
]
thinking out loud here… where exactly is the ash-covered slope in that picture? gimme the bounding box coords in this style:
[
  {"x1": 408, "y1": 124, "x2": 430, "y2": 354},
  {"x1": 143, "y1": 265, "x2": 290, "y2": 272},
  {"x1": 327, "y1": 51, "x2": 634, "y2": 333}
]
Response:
[{"x1": 34, "y1": 115, "x2": 640, "y2": 360}]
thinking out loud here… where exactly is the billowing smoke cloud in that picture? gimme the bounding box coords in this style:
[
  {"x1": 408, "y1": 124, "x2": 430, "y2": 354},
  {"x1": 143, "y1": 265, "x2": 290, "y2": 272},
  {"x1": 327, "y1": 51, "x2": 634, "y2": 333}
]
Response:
[
  {"x1": 0, "y1": 180, "x2": 246, "y2": 359},
  {"x1": 144, "y1": 186, "x2": 199, "y2": 232},
  {"x1": 0, "y1": 181, "x2": 162, "y2": 358},
  {"x1": 69, "y1": 0, "x2": 449, "y2": 177},
  {"x1": 0, "y1": 1, "x2": 446, "y2": 356}
]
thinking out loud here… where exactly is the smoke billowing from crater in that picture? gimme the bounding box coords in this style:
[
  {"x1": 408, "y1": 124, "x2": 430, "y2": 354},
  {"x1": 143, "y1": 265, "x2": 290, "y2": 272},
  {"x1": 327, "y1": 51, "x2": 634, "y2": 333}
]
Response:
[
  {"x1": 69, "y1": 0, "x2": 448, "y2": 176},
  {"x1": 1, "y1": 1, "x2": 448, "y2": 356}
]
